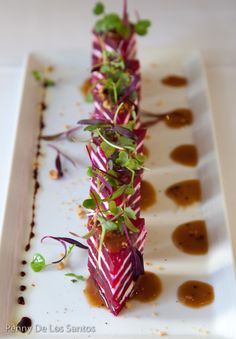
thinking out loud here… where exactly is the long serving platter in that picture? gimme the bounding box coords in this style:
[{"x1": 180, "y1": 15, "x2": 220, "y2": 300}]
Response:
[{"x1": 0, "y1": 48, "x2": 236, "y2": 338}]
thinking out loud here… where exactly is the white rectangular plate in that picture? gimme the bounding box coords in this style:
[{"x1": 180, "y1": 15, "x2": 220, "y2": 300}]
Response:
[{"x1": 0, "y1": 49, "x2": 236, "y2": 338}]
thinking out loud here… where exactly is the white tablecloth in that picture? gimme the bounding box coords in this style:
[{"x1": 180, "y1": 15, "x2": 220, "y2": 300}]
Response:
[{"x1": 0, "y1": 0, "x2": 236, "y2": 262}]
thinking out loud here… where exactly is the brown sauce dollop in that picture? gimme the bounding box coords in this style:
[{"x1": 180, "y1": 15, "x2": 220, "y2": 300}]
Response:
[
  {"x1": 177, "y1": 280, "x2": 214, "y2": 308},
  {"x1": 170, "y1": 144, "x2": 198, "y2": 167},
  {"x1": 172, "y1": 220, "x2": 208, "y2": 255},
  {"x1": 161, "y1": 75, "x2": 188, "y2": 87},
  {"x1": 166, "y1": 180, "x2": 201, "y2": 206},
  {"x1": 131, "y1": 271, "x2": 162, "y2": 302}
]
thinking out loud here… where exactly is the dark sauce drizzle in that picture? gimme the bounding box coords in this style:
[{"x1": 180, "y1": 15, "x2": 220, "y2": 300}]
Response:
[
  {"x1": 24, "y1": 99, "x2": 46, "y2": 252},
  {"x1": 18, "y1": 82, "x2": 47, "y2": 310}
]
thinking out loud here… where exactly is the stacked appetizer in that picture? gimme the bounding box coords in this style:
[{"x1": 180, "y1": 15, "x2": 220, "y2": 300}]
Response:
[{"x1": 79, "y1": 2, "x2": 151, "y2": 315}]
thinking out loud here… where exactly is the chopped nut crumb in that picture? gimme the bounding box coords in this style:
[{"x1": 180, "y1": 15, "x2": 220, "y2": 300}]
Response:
[
  {"x1": 57, "y1": 262, "x2": 65, "y2": 270},
  {"x1": 77, "y1": 205, "x2": 86, "y2": 218},
  {"x1": 49, "y1": 169, "x2": 59, "y2": 180},
  {"x1": 31, "y1": 283, "x2": 36, "y2": 287},
  {"x1": 46, "y1": 65, "x2": 54, "y2": 73},
  {"x1": 145, "y1": 261, "x2": 152, "y2": 266}
]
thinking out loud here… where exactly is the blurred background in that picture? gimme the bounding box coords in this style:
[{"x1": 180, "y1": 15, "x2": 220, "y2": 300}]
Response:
[{"x1": 0, "y1": 0, "x2": 236, "y2": 255}]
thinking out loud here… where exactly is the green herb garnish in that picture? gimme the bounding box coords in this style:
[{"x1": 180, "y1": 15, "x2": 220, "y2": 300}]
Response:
[
  {"x1": 93, "y1": 2, "x2": 104, "y2": 15},
  {"x1": 32, "y1": 70, "x2": 55, "y2": 87},
  {"x1": 92, "y1": 2, "x2": 151, "y2": 37},
  {"x1": 65, "y1": 273, "x2": 86, "y2": 282},
  {"x1": 134, "y1": 19, "x2": 151, "y2": 36},
  {"x1": 31, "y1": 253, "x2": 47, "y2": 272}
]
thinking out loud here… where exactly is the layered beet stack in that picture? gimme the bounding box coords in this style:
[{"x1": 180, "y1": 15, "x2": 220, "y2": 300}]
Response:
[{"x1": 81, "y1": 1, "x2": 151, "y2": 315}]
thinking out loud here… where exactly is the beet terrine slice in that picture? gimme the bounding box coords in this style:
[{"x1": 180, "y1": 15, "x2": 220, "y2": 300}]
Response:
[{"x1": 87, "y1": 217, "x2": 147, "y2": 315}]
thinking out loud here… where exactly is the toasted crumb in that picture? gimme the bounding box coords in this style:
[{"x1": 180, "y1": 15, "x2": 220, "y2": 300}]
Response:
[
  {"x1": 145, "y1": 261, "x2": 152, "y2": 266},
  {"x1": 57, "y1": 262, "x2": 65, "y2": 270},
  {"x1": 77, "y1": 205, "x2": 86, "y2": 218},
  {"x1": 121, "y1": 241, "x2": 128, "y2": 249},
  {"x1": 49, "y1": 169, "x2": 59, "y2": 180},
  {"x1": 31, "y1": 283, "x2": 36, "y2": 287},
  {"x1": 46, "y1": 65, "x2": 54, "y2": 73},
  {"x1": 159, "y1": 331, "x2": 167, "y2": 337},
  {"x1": 64, "y1": 124, "x2": 71, "y2": 129}
]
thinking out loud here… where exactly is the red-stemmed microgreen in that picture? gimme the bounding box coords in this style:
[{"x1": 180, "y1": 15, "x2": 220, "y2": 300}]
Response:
[
  {"x1": 47, "y1": 144, "x2": 77, "y2": 178},
  {"x1": 42, "y1": 126, "x2": 82, "y2": 142}
]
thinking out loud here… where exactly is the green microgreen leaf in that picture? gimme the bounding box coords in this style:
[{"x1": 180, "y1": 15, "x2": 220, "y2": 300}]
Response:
[
  {"x1": 43, "y1": 79, "x2": 55, "y2": 87},
  {"x1": 101, "y1": 141, "x2": 115, "y2": 157},
  {"x1": 85, "y1": 92, "x2": 93, "y2": 103},
  {"x1": 67, "y1": 245, "x2": 75, "y2": 256},
  {"x1": 97, "y1": 129, "x2": 124, "y2": 150},
  {"x1": 134, "y1": 19, "x2": 151, "y2": 36},
  {"x1": 124, "y1": 207, "x2": 137, "y2": 220},
  {"x1": 97, "y1": 215, "x2": 118, "y2": 231},
  {"x1": 81, "y1": 227, "x2": 96, "y2": 240},
  {"x1": 93, "y1": 2, "x2": 104, "y2": 15},
  {"x1": 124, "y1": 215, "x2": 139, "y2": 233},
  {"x1": 65, "y1": 273, "x2": 86, "y2": 281},
  {"x1": 125, "y1": 185, "x2": 135, "y2": 195},
  {"x1": 87, "y1": 166, "x2": 93, "y2": 177},
  {"x1": 109, "y1": 201, "x2": 118, "y2": 214},
  {"x1": 107, "y1": 184, "x2": 127, "y2": 200},
  {"x1": 30, "y1": 253, "x2": 47, "y2": 272},
  {"x1": 83, "y1": 198, "x2": 96, "y2": 210},
  {"x1": 116, "y1": 150, "x2": 129, "y2": 166},
  {"x1": 32, "y1": 70, "x2": 42, "y2": 81}
]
